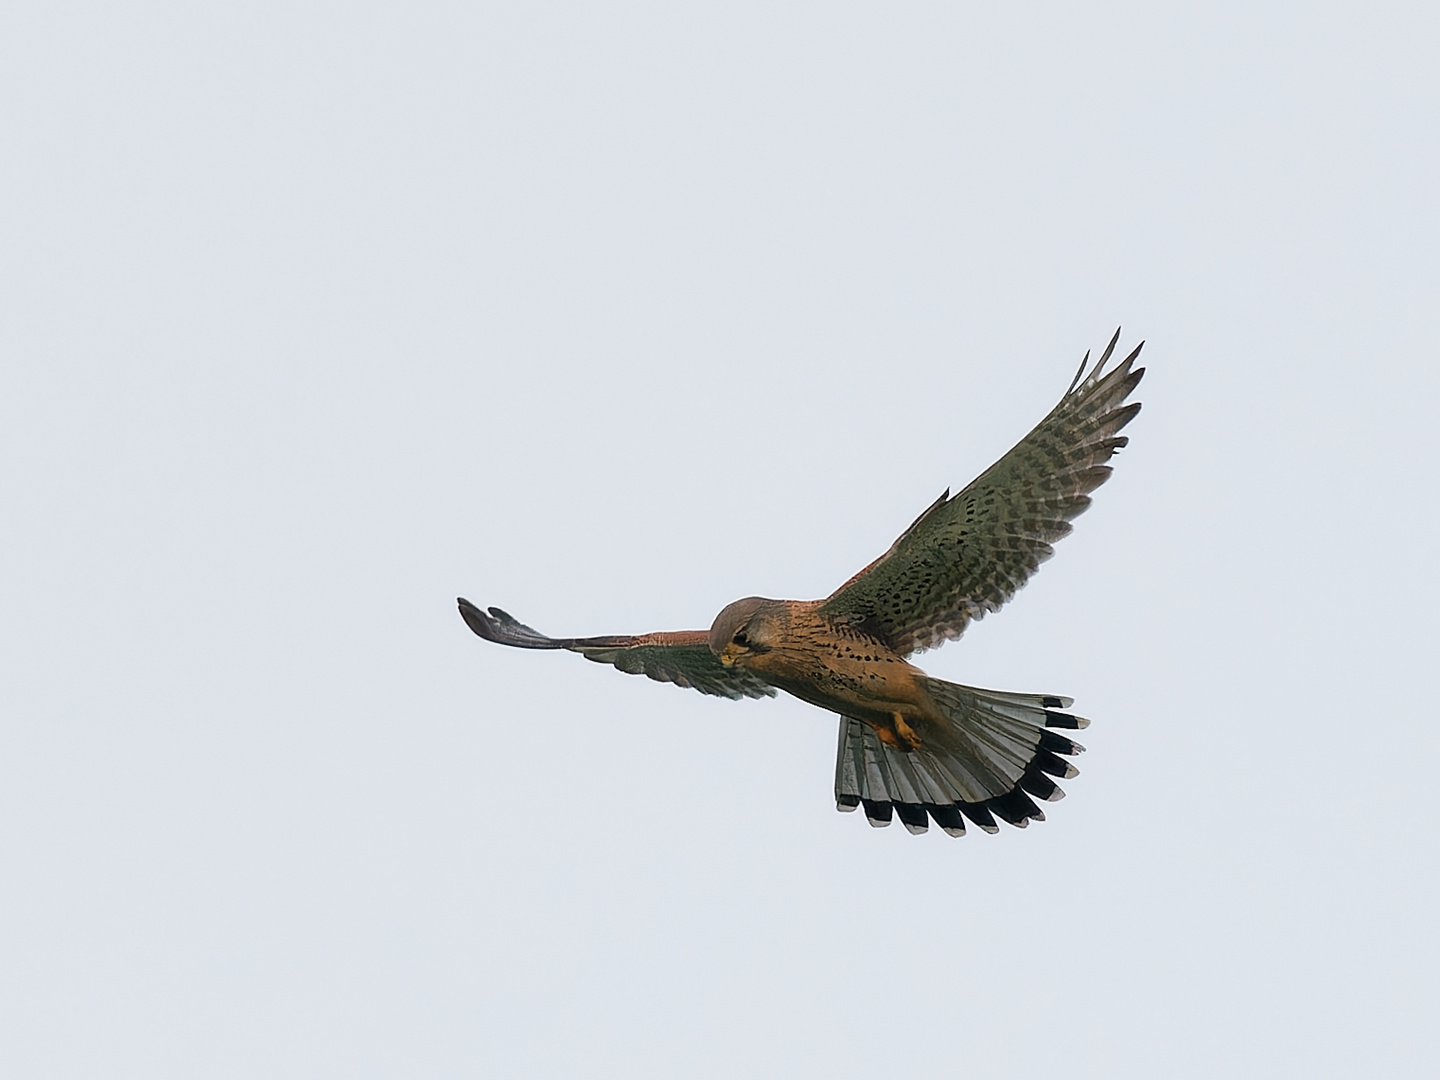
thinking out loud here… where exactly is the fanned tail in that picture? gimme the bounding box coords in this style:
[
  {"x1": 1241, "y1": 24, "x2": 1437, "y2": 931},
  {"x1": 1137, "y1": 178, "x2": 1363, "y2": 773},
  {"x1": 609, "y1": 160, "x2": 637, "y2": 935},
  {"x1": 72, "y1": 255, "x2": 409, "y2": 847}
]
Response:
[{"x1": 833, "y1": 677, "x2": 1088, "y2": 837}]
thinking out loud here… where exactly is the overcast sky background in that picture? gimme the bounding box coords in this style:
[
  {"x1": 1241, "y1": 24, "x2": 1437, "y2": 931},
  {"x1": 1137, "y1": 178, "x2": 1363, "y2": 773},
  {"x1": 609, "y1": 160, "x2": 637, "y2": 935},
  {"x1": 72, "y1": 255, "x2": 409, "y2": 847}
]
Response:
[{"x1": 3, "y1": 3, "x2": 1438, "y2": 1077}]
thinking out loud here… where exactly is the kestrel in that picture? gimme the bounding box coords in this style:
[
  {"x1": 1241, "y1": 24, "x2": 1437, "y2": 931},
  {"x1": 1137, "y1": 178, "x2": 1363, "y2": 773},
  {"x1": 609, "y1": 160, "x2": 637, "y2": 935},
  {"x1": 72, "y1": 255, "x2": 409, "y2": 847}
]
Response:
[{"x1": 459, "y1": 331, "x2": 1143, "y2": 836}]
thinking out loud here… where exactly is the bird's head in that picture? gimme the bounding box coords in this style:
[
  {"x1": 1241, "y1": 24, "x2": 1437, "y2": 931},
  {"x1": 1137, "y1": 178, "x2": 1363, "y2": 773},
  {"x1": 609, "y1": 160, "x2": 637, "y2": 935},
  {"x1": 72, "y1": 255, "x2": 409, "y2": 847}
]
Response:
[{"x1": 708, "y1": 597, "x2": 780, "y2": 666}]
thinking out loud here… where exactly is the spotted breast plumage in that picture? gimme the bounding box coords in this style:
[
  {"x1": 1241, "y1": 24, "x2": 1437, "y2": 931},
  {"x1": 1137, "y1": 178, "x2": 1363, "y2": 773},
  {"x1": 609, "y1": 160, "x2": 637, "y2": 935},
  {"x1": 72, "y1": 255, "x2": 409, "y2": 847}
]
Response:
[{"x1": 458, "y1": 331, "x2": 1144, "y2": 837}]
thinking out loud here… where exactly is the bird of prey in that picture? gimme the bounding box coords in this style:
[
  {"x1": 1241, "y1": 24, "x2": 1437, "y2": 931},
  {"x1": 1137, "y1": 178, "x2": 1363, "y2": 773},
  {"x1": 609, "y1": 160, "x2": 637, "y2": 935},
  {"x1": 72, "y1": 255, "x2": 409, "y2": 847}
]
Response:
[{"x1": 459, "y1": 331, "x2": 1143, "y2": 837}]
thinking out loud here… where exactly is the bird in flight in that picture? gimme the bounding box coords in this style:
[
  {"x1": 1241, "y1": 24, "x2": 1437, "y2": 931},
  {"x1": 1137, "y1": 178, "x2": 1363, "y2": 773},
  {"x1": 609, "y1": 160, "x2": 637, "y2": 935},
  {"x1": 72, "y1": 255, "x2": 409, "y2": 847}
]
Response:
[{"x1": 459, "y1": 331, "x2": 1143, "y2": 837}]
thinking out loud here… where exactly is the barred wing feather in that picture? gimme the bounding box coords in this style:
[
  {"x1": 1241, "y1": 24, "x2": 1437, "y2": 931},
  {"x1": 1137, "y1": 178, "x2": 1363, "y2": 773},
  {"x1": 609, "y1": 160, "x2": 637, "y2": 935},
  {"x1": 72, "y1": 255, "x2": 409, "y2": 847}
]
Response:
[{"x1": 820, "y1": 330, "x2": 1144, "y2": 656}]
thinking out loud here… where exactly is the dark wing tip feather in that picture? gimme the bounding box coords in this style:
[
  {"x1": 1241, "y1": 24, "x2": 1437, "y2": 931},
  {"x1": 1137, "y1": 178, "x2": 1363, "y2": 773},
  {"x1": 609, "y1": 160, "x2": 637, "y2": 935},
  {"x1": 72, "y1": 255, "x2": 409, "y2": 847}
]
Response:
[
  {"x1": 1067, "y1": 327, "x2": 1123, "y2": 396},
  {"x1": 456, "y1": 596, "x2": 487, "y2": 632},
  {"x1": 1066, "y1": 349, "x2": 1092, "y2": 395},
  {"x1": 457, "y1": 597, "x2": 509, "y2": 642},
  {"x1": 456, "y1": 598, "x2": 573, "y2": 649},
  {"x1": 1097, "y1": 326, "x2": 1123, "y2": 368},
  {"x1": 456, "y1": 598, "x2": 647, "y2": 652},
  {"x1": 1074, "y1": 334, "x2": 1145, "y2": 410}
]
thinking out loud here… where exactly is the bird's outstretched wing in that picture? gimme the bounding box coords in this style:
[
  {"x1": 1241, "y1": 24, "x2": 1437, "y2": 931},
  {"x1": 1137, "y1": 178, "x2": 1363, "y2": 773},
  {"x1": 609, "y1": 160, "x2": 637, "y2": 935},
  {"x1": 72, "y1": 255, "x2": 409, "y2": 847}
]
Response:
[
  {"x1": 457, "y1": 598, "x2": 776, "y2": 700},
  {"x1": 820, "y1": 330, "x2": 1144, "y2": 656}
]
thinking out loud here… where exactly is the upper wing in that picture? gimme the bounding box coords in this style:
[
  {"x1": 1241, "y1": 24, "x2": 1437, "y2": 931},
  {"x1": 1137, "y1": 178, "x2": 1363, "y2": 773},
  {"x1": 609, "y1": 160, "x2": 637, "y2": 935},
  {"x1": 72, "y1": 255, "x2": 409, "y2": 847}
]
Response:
[
  {"x1": 819, "y1": 330, "x2": 1144, "y2": 655},
  {"x1": 457, "y1": 598, "x2": 776, "y2": 700}
]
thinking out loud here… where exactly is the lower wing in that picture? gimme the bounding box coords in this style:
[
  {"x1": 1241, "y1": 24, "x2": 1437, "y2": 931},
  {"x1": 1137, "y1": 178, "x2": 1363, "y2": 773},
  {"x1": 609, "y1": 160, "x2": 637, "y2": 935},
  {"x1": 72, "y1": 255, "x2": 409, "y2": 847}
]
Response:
[{"x1": 457, "y1": 598, "x2": 776, "y2": 700}]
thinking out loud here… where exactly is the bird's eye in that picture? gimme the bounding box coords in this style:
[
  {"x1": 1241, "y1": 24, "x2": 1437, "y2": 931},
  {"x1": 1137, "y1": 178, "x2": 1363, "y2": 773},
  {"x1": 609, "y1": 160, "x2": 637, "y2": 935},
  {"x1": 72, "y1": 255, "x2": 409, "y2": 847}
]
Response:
[{"x1": 733, "y1": 631, "x2": 749, "y2": 647}]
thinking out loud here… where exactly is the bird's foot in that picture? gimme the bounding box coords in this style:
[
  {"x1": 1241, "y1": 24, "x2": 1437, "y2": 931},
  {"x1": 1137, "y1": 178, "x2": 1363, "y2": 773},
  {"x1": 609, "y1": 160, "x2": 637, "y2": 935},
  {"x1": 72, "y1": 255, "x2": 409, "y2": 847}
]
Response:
[{"x1": 875, "y1": 713, "x2": 923, "y2": 751}]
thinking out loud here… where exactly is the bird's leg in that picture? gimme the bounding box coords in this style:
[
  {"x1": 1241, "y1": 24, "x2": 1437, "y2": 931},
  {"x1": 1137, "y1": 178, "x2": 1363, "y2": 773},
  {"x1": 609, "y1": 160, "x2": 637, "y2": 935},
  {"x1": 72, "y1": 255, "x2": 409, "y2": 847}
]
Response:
[
  {"x1": 875, "y1": 712, "x2": 923, "y2": 751},
  {"x1": 893, "y1": 713, "x2": 923, "y2": 749}
]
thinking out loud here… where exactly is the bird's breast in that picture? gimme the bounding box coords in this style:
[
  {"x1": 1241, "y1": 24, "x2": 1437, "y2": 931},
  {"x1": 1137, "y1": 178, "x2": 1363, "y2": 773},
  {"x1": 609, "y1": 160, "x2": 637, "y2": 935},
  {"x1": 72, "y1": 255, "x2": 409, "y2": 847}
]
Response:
[{"x1": 742, "y1": 622, "x2": 933, "y2": 718}]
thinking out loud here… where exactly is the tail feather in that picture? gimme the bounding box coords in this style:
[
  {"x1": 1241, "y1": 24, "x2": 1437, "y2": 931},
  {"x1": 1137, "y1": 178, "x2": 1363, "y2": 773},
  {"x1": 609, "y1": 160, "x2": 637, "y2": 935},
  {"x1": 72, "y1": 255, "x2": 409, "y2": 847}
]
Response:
[
  {"x1": 921, "y1": 743, "x2": 1001, "y2": 805},
  {"x1": 910, "y1": 755, "x2": 962, "y2": 806},
  {"x1": 833, "y1": 676, "x2": 1087, "y2": 838},
  {"x1": 926, "y1": 804, "x2": 969, "y2": 838}
]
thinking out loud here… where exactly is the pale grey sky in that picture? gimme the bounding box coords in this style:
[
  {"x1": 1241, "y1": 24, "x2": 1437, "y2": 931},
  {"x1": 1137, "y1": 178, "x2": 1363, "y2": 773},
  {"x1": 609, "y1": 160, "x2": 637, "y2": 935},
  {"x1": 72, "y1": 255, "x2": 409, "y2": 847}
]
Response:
[{"x1": 3, "y1": 3, "x2": 1438, "y2": 1077}]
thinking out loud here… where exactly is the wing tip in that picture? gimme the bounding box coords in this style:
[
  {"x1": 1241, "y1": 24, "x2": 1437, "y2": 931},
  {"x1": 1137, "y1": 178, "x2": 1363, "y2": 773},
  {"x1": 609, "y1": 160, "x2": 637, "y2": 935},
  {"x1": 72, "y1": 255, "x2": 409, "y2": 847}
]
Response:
[
  {"x1": 1070, "y1": 327, "x2": 1122, "y2": 393},
  {"x1": 455, "y1": 598, "x2": 566, "y2": 649},
  {"x1": 1098, "y1": 326, "x2": 1123, "y2": 369},
  {"x1": 456, "y1": 596, "x2": 495, "y2": 639},
  {"x1": 1071, "y1": 328, "x2": 1147, "y2": 401}
]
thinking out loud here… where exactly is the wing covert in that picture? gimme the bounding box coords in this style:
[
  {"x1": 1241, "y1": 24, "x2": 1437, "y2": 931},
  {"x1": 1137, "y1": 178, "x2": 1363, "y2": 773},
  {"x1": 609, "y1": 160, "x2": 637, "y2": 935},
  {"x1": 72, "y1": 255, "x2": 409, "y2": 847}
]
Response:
[
  {"x1": 457, "y1": 598, "x2": 776, "y2": 700},
  {"x1": 820, "y1": 331, "x2": 1143, "y2": 655}
]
